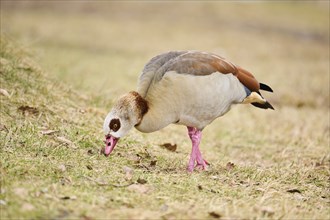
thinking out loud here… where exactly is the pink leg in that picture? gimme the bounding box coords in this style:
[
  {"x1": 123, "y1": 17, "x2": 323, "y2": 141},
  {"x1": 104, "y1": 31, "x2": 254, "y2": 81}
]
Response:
[{"x1": 187, "y1": 127, "x2": 209, "y2": 172}]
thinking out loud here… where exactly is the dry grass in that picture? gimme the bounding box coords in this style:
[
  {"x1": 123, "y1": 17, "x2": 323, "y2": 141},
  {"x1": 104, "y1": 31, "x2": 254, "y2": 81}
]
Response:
[{"x1": 1, "y1": 1, "x2": 329, "y2": 219}]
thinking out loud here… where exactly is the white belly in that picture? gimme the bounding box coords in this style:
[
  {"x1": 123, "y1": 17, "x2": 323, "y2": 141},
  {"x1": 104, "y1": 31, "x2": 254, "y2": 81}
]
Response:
[{"x1": 136, "y1": 71, "x2": 246, "y2": 132}]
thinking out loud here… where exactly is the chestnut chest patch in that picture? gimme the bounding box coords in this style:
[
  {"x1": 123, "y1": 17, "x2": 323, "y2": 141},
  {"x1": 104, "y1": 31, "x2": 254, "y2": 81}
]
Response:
[{"x1": 109, "y1": 118, "x2": 120, "y2": 132}]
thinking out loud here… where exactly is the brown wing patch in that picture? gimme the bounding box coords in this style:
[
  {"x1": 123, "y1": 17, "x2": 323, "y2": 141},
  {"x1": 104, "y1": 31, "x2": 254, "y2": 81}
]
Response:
[
  {"x1": 236, "y1": 66, "x2": 260, "y2": 91},
  {"x1": 164, "y1": 52, "x2": 237, "y2": 76},
  {"x1": 159, "y1": 51, "x2": 260, "y2": 91}
]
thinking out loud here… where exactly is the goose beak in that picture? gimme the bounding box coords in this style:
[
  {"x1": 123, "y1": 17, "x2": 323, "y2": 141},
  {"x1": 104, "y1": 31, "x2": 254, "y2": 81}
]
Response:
[{"x1": 104, "y1": 134, "x2": 119, "y2": 156}]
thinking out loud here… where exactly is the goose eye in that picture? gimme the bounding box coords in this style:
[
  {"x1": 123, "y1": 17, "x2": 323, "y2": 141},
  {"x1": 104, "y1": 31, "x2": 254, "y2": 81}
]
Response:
[{"x1": 109, "y1": 118, "x2": 120, "y2": 132}]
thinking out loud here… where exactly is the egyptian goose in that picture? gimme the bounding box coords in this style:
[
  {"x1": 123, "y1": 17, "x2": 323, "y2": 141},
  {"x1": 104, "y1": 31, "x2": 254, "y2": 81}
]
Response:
[{"x1": 103, "y1": 51, "x2": 274, "y2": 172}]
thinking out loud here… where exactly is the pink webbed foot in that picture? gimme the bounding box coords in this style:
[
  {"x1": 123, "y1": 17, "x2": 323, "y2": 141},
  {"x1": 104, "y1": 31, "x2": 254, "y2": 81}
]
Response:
[
  {"x1": 186, "y1": 126, "x2": 210, "y2": 172},
  {"x1": 195, "y1": 159, "x2": 210, "y2": 170}
]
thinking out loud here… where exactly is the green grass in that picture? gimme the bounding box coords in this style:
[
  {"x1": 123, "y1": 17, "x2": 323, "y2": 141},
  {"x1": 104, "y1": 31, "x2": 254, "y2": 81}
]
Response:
[{"x1": 1, "y1": 2, "x2": 329, "y2": 219}]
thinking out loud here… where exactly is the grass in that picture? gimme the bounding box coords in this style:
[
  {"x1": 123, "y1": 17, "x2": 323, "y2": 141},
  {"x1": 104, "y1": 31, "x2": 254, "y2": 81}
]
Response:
[{"x1": 1, "y1": 1, "x2": 329, "y2": 219}]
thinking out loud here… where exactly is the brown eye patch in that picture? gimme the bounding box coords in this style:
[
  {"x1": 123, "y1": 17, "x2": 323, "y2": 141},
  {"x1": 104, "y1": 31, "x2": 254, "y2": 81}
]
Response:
[{"x1": 109, "y1": 118, "x2": 120, "y2": 132}]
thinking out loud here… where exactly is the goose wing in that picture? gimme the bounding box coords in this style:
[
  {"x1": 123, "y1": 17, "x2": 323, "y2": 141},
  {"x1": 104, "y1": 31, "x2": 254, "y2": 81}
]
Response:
[
  {"x1": 156, "y1": 51, "x2": 260, "y2": 92},
  {"x1": 138, "y1": 51, "x2": 264, "y2": 97},
  {"x1": 137, "y1": 51, "x2": 187, "y2": 97}
]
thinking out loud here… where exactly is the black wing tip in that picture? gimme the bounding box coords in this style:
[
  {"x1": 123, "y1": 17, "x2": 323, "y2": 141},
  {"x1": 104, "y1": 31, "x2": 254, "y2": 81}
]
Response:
[
  {"x1": 251, "y1": 101, "x2": 275, "y2": 110},
  {"x1": 260, "y1": 83, "x2": 273, "y2": 93}
]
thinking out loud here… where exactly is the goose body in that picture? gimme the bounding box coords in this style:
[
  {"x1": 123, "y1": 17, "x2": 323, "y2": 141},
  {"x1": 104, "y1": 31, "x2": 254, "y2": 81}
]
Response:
[
  {"x1": 136, "y1": 71, "x2": 246, "y2": 132},
  {"x1": 103, "y1": 51, "x2": 274, "y2": 172}
]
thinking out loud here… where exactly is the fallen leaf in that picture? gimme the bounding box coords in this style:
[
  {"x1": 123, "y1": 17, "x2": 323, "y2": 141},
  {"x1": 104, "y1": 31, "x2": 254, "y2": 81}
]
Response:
[
  {"x1": 86, "y1": 165, "x2": 93, "y2": 170},
  {"x1": 287, "y1": 189, "x2": 302, "y2": 194},
  {"x1": 18, "y1": 105, "x2": 39, "y2": 116},
  {"x1": 137, "y1": 177, "x2": 147, "y2": 184},
  {"x1": 210, "y1": 189, "x2": 218, "y2": 194},
  {"x1": 226, "y1": 162, "x2": 235, "y2": 171},
  {"x1": 150, "y1": 160, "x2": 157, "y2": 166},
  {"x1": 160, "y1": 143, "x2": 177, "y2": 152},
  {"x1": 60, "y1": 195, "x2": 77, "y2": 200},
  {"x1": 127, "y1": 184, "x2": 152, "y2": 194},
  {"x1": 40, "y1": 129, "x2": 57, "y2": 135},
  {"x1": 209, "y1": 211, "x2": 222, "y2": 218},
  {"x1": 87, "y1": 149, "x2": 95, "y2": 155},
  {"x1": 0, "y1": 88, "x2": 10, "y2": 97}
]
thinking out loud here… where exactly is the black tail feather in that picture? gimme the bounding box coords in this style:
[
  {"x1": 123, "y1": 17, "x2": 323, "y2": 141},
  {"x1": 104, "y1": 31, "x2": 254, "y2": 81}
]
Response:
[
  {"x1": 260, "y1": 83, "x2": 273, "y2": 93},
  {"x1": 251, "y1": 101, "x2": 275, "y2": 110}
]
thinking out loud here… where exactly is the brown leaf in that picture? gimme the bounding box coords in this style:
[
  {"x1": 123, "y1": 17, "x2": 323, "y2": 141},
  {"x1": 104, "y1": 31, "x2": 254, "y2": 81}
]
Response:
[
  {"x1": 60, "y1": 195, "x2": 77, "y2": 200},
  {"x1": 209, "y1": 211, "x2": 222, "y2": 218},
  {"x1": 150, "y1": 160, "x2": 157, "y2": 166},
  {"x1": 160, "y1": 143, "x2": 177, "y2": 152},
  {"x1": 87, "y1": 149, "x2": 95, "y2": 155},
  {"x1": 226, "y1": 162, "x2": 235, "y2": 171},
  {"x1": 18, "y1": 105, "x2": 39, "y2": 116},
  {"x1": 137, "y1": 177, "x2": 147, "y2": 184},
  {"x1": 287, "y1": 189, "x2": 302, "y2": 194}
]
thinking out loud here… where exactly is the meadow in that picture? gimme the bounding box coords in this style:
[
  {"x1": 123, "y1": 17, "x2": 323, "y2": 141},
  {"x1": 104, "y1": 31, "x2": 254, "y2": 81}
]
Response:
[{"x1": 0, "y1": 2, "x2": 329, "y2": 219}]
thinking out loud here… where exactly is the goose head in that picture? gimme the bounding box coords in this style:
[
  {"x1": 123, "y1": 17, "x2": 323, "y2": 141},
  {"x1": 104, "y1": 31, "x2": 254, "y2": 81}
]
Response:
[{"x1": 103, "y1": 91, "x2": 148, "y2": 156}]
